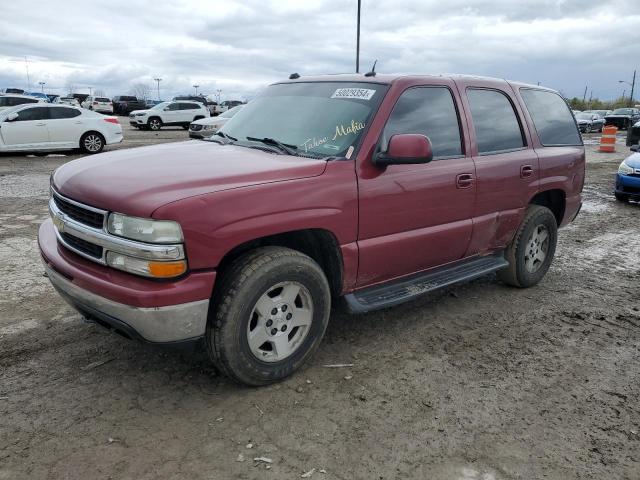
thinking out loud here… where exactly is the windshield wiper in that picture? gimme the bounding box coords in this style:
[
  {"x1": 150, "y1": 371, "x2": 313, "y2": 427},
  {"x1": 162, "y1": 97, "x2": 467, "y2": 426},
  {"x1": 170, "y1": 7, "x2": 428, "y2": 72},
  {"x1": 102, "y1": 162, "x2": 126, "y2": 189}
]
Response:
[
  {"x1": 214, "y1": 131, "x2": 237, "y2": 143},
  {"x1": 246, "y1": 136, "x2": 298, "y2": 156}
]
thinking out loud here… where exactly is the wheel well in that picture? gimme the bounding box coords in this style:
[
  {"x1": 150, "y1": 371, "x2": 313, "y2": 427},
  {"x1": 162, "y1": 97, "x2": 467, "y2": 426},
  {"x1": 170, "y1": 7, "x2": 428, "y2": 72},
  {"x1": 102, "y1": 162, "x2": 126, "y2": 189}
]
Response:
[
  {"x1": 216, "y1": 229, "x2": 344, "y2": 297},
  {"x1": 148, "y1": 116, "x2": 161, "y2": 123},
  {"x1": 530, "y1": 189, "x2": 565, "y2": 225}
]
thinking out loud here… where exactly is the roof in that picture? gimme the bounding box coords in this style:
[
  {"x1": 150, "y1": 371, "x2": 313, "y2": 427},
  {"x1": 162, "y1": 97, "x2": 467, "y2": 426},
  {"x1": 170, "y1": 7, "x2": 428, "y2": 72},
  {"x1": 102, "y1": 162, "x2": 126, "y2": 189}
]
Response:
[{"x1": 276, "y1": 73, "x2": 556, "y2": 92}]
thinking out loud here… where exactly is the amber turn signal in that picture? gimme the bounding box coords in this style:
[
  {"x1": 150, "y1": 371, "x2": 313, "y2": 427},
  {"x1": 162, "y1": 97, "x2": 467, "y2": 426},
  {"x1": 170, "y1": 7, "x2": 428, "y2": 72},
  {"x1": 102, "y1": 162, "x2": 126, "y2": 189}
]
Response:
[{"x1": 148, "y1": 260, "x2": 187, "y2": 278}]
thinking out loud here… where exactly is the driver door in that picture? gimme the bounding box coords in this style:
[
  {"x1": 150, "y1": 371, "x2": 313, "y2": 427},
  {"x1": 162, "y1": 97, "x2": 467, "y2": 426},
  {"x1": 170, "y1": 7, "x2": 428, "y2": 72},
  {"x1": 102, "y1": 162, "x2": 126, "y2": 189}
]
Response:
[
  {"x1": 1, "y1": 106, "x2": 50, "y2": 149},
  {"x1": 356, "y1": 83, "x2": 475, "y2": 287}
]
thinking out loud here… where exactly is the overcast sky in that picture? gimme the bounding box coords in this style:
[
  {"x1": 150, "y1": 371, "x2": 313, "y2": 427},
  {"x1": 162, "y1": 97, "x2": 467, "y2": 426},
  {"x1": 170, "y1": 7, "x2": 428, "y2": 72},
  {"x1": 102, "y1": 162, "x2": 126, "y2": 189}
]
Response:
[{"x1": 1, "y1": 0, "x2": 638, "y2": 101}]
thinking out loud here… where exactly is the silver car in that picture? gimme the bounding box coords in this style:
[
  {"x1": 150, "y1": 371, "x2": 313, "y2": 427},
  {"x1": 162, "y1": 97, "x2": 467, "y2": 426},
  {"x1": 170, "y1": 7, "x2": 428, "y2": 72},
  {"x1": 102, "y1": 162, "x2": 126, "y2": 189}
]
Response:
[{"x1": 189, "y1": 105, "x2": 244, "y2": 139}]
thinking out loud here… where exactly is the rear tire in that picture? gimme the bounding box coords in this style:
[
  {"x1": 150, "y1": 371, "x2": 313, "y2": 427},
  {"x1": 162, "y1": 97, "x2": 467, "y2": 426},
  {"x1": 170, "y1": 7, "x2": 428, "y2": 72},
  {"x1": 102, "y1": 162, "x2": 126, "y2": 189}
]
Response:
[
  {"x1": 206, "y1": 247, "x2": 331, "y2": 386},
  {"x1": 498, "y1": 205, "x2": 558, "y2": 288},
  {"x1": 80, "y1": 132, "x2": 105, "y2": 154}
]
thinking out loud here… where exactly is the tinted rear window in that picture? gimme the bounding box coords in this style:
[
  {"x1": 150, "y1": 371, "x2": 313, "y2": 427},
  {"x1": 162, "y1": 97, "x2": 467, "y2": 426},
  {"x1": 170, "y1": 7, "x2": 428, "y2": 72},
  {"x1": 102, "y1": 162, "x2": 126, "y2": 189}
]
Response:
[
  {"x1": 117, "y1": 96, "x2": 136, "y2": 101},
  {"x1": 520, "y1": 89, "x2": 581, "y2": 146},
  {"x1": 96, "y1": 97, "x2": 110, "y2": 102},
  {"x1": 467, "y1": 88, "x2": 525, "y2": 154}
]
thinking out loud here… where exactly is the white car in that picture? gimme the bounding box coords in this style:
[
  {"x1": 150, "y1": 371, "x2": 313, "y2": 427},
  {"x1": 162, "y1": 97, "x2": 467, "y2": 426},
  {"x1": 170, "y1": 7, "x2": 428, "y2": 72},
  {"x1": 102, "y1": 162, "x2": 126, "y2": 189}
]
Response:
[
  {"x1": 189, "y1": 105, "x2": 244, "y2": 139},
  {"x1": 81, "y1": 96, "x2": 114, "y2": 114},
  {"x1": 56, "y1": 97, "x2": 81, "y2": 107},
  {"x1": 129, "y1": 100, "x2": 209, "y2": 131},
  {"x1": 0, "y1": 94, "x2": 47, "y2": 112},
  {"x1": 0, "y1": 104, "x2": 123, "y2": 154}
]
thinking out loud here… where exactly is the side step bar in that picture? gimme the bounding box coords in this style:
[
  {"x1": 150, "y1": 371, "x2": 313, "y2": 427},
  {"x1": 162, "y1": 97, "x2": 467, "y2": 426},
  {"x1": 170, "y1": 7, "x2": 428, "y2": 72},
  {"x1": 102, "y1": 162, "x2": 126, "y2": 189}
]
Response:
[{"x1": 344, "y1": 254, "x2": 509, "y2": 313}]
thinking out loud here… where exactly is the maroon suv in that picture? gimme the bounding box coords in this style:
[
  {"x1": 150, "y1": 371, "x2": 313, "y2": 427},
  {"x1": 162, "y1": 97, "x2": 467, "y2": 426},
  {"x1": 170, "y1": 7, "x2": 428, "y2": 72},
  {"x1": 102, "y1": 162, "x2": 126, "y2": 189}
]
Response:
[{"x1": 39, "y1": 74, "x2": 585, "y2": 385}]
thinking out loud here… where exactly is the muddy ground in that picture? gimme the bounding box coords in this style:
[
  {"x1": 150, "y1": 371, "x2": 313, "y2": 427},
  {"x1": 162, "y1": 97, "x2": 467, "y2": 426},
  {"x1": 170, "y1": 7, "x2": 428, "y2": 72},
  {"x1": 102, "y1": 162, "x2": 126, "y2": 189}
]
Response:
[{"x1": 1, "y1": 124, "x2": 639, "y2": 480}]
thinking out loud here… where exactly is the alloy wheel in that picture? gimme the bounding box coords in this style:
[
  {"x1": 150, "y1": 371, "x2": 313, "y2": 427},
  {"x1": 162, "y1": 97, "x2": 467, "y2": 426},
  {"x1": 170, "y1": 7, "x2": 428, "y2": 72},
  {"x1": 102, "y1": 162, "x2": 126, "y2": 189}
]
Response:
[
  {"x1": 84, "y1": 134, "x2": 102, "y2": 153},
  {"x1": 524, "y1": 225, "x2": 549, "y2": 273},
  {"x1": 246, "y1": 281, "x2": 314, "y2": 362}
]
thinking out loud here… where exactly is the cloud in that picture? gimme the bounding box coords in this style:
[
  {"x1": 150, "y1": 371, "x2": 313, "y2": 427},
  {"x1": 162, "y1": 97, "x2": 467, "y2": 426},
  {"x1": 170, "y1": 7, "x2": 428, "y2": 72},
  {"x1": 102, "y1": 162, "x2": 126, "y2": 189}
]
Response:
[{"x1": 0, "y1": 0, "x2": 638, "y2": 101}]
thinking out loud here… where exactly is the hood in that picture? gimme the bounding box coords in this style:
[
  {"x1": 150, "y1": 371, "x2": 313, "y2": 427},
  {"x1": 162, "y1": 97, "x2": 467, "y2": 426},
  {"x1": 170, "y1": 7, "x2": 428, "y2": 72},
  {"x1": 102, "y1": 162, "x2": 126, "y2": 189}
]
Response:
[
  {"x1": 129, "y1": 109, "x2": 148, "y2": 115},
  {"x1": 53, "y1": 141, "x2": 328, "y2": 217},
  {"x1": 624, "y1": 152, "x2": 640, "y2": 169},
  {"x1": 193, "y1": 117, "x2": 229, "y2": 126},
  {"x1": 606, "y1": 114, "x2": 631, "y2": 118}
]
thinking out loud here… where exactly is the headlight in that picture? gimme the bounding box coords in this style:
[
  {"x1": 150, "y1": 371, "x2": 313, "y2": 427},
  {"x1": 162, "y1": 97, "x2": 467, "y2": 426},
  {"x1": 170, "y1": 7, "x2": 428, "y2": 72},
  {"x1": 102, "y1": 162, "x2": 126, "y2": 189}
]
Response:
[
  {"x1": 203, "y1": 125, "x2": 218, "y2": 131},
  {"x1": 618, "y1": 161, "x2": 634, "y2": 175},
  {"x1": 135, "y1": 113, "x2": 146, "y2": 116},
  {"x1": 107, "y1": 213, "x2": 183, "y2": 243}
]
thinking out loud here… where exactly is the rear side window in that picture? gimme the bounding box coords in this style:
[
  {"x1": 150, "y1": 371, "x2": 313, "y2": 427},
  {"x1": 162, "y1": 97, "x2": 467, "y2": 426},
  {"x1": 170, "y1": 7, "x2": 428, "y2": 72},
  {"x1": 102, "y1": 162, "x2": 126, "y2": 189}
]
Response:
[
  {"x1": 520, "y1": 89, "x2": 581, "y2": 146},
  {"x1": 467, "y1": 89, "x2": 525, "y2": 154},
  {"x1": 0, "y1": 97, "x2": 39, "y2": 107},
  {"x1": 179, "y1": 103, "x2": 199, "y2": 110},
  {"x1": 49, "y1": 107, "x2": 81, "y2": 119},
  {"x1": 15, "y1": 107, "x2": 49, "y2": 121},
  {"x1": 382, "y1": 86, "x2": 463, "y2": 158}
]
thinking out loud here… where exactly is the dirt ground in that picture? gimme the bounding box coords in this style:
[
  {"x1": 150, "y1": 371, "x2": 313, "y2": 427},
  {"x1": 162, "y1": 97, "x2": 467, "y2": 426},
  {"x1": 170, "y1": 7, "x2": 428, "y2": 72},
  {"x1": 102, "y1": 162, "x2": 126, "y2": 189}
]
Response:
[{"x1": 1, "y1": 123, "x2": 639, "y2": 480}]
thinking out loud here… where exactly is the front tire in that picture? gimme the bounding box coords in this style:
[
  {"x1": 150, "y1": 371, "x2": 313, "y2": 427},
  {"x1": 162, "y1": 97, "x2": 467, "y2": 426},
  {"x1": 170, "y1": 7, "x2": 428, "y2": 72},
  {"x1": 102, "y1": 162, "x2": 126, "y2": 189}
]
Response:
[
  {"x1": 80, "y1": 132, "x2": 105, "y2": 154},
  {"x1": 148, "y1": 117, "x2": 162, "y2": 131},
  {"x1": 498, "y1": 205, "x2": 558, "y2": 288},
  {"x1": 207, "y1": 247, "x2": 331, "y2": 386},
  {"x1": 585, "y1": 124, "x2": 592, "y2": 133},
  {"x1": 615, "y1": 192, "x2": 629, "y2": 202}
]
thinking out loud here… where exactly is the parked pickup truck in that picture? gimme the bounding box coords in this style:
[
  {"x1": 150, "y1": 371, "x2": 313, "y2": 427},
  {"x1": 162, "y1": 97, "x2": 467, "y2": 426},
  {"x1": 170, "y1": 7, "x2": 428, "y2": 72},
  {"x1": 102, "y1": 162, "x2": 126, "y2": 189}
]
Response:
[
  {"x1": 112, "y1": 95, "x2": 147, "y2": 115},
  {"x1": 39, "y1": 74, "x2": 585, "y2": 386}
]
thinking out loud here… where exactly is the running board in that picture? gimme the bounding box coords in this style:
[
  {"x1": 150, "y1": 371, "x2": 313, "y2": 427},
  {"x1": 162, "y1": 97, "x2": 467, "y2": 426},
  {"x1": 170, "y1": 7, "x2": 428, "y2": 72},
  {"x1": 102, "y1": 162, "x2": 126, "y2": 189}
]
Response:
[{"x1": 344, "y1": 254, "x2": 509, "y2": 313}]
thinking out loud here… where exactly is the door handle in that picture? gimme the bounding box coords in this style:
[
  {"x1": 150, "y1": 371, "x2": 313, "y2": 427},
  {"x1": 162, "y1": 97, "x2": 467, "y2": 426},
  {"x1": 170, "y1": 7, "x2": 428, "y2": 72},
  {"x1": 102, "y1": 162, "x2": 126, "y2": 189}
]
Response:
[
  {"x1": 456, "y1": 173, "x2": 474, "y2": 189},
  {"x1": 520, "y1": 165, "x2": 534, "y2": 178}
]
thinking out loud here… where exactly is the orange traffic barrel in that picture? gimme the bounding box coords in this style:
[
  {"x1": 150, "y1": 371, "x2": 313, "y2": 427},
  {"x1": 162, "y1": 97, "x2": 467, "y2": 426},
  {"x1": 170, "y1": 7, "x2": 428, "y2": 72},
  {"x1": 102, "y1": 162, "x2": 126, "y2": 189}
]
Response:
[{"x1": 599, "y1": 125, "x2": 617, "y2": 152}]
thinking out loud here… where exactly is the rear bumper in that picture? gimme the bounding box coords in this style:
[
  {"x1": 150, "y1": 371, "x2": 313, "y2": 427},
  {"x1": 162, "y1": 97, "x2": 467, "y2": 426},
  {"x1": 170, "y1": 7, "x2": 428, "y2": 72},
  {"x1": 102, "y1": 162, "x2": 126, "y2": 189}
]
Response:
[{"x1": 38, "y1": 219, "x2": 216, "y2": 343}]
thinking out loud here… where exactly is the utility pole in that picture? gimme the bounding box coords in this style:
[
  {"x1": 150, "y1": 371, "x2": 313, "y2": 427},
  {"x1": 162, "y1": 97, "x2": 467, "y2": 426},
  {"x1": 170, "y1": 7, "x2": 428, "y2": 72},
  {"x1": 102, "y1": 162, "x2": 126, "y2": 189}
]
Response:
[
  {"x1": 216, "y1": 89, "x2": 222, "y2": 103},
  {"x1": 25, "y1": 57, "x2": 31, "y2": 91},
  {"x1": 154, "y1": 78, "x2": 162, "y2": 100},
  {"x1": 193, "y1": 84, "x2": 199, "y2": 95},
  {"x1": 618, "y1": 70, "x2": 636, "y2": 107},
  {"x1": 582, "y1": 86, "x2": 587, "y2": 103},
  {"x1": 356, "y1": 0, "x2": 361, "y2": 73},
  {"x1": 38, "y1": 81, "x2": 45, "y2": 93}
]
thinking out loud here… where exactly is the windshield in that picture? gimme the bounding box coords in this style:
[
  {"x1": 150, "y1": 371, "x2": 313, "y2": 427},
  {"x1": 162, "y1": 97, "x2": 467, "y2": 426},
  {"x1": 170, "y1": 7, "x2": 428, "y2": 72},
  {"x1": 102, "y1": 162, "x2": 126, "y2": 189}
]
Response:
[
  {"x1": 575, "y1": 113, "x2": 593, "y2": 120},
  {"x1": 220, "y1": 82, "x2": 388, "y2": 158},
  {"x1": 612, "y1": 108, "x2": 632, "y2": 115}
]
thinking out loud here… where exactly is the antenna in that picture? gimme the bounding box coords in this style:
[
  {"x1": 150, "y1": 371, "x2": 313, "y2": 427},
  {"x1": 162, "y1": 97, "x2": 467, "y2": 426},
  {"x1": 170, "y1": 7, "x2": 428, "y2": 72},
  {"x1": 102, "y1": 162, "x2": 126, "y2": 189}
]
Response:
[
  {"x1": 364, "y1": 60, "x2": 377, "y2": 77},
  {"x1": 289, "y1": 73, "x2": 300, "y2": 79}
]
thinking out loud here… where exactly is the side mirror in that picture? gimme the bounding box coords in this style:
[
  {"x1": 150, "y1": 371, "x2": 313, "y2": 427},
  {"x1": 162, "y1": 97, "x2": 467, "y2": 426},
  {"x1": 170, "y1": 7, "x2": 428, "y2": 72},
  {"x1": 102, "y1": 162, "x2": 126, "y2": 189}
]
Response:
[
  {"x1": 631, "y1": 145, "x2": 639, "y2": 152},
  {"x1": 373, "y1": 134, "x2": 434, "y2": 167},
  {"x1": 5, "y1": 113, "x2": 18, "y2": 122}
]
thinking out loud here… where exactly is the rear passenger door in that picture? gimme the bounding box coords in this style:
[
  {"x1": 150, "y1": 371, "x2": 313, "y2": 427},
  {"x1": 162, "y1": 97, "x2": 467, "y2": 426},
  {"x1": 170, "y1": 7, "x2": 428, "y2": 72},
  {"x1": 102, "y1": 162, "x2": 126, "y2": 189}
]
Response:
[
  {"x1": 47, "y1": 107, "x2": 83, "y2": 147},
  {"x1": 457, "y1": 83, "x2": 540, "y2": 255}
]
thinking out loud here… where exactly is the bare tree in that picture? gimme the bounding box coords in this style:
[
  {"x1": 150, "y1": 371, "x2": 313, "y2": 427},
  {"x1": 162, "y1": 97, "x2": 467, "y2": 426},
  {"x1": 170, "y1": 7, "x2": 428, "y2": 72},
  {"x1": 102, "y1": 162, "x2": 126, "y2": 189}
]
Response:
[{"x1": 130, "y1": 83, "x2": 151, "y2": 100}]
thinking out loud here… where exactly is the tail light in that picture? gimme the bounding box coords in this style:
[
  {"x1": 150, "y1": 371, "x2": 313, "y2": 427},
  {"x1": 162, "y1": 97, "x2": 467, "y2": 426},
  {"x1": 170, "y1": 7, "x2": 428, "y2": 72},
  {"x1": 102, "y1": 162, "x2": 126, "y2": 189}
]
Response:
[{"x1": 104, "y1": 118, "x2": 119, "y2": 124}]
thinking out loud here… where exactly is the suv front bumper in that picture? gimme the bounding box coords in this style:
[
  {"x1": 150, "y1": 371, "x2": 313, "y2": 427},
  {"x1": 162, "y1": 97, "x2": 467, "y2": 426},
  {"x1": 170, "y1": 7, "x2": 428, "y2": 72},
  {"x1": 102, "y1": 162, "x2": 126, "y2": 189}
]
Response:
[{"x1": 39, "y1": 219, "x2": 215, "y2": 343}]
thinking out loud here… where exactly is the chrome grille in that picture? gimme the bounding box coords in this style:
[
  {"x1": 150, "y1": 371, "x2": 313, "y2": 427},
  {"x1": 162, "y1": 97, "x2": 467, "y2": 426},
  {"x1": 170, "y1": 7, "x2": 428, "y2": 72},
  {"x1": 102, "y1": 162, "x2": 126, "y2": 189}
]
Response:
[{"x1": 52, "y1": 192, "x2": 105, "y2": 229}]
